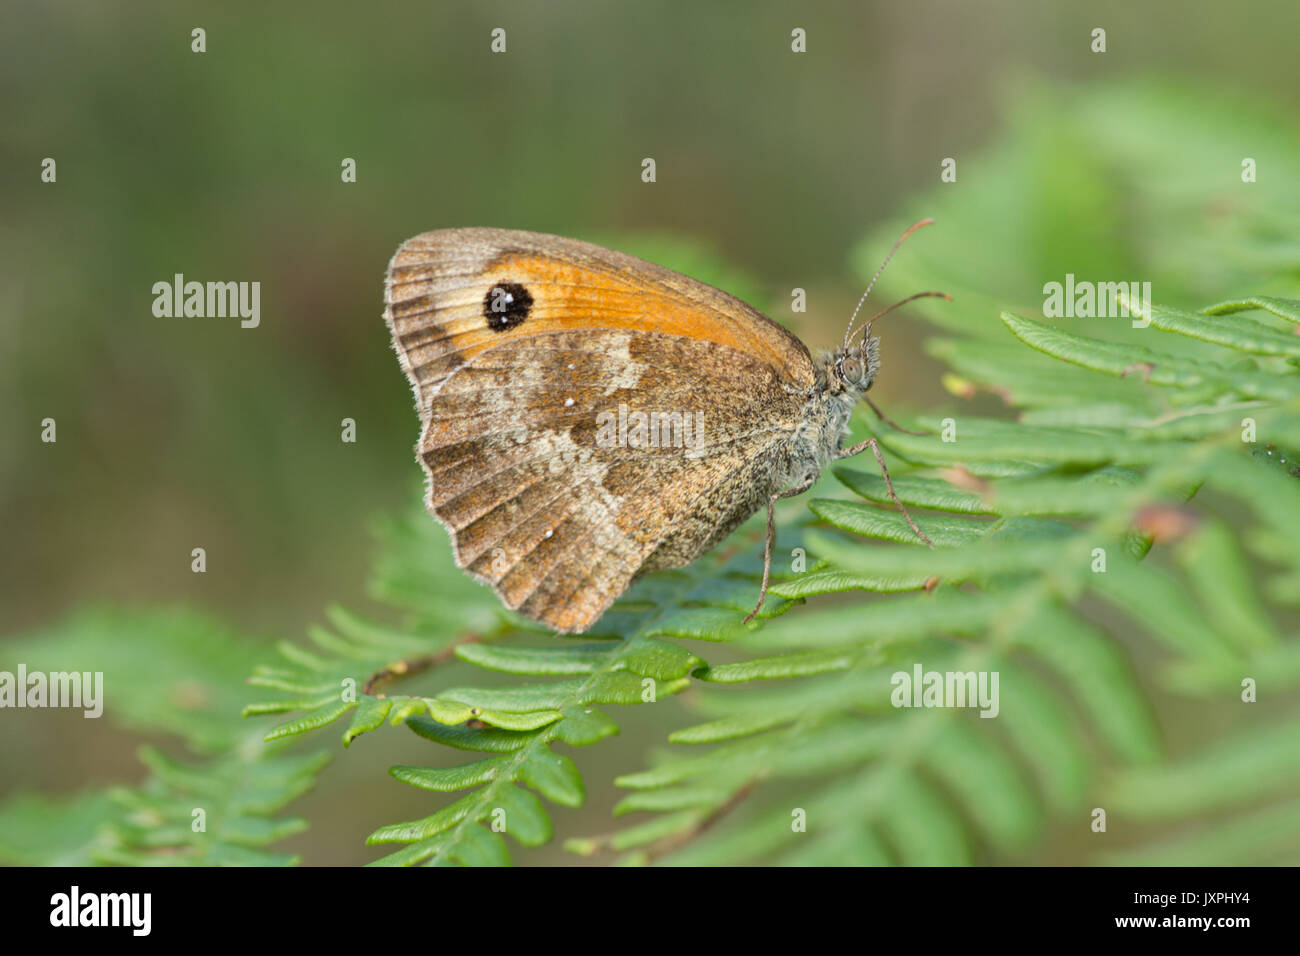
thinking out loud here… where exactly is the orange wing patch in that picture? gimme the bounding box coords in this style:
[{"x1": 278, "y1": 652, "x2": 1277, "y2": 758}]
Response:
[{"x1": 385, "y1": 229, "x2": 815, "y2": 394}]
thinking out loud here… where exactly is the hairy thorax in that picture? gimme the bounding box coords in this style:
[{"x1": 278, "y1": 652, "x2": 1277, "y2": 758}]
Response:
[{"x1": 777, "y1": 387, "x2": 853, "y2": 487}]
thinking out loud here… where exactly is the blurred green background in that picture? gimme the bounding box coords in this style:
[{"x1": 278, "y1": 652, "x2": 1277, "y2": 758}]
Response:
[{"x1": 2, "y1": 0, "x2": 1297, "y2": 865}]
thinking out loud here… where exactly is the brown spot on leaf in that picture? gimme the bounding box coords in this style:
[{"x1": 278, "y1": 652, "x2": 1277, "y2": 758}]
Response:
[
  {"x1": 940, "y1": 466, "x2": 990, "y2": 495},
  {"x1": 1121, "y1": 362, "x2": 1155, "y2": 382},
  {"x1": 1134, "y1": 504, "x2": 1198, "y2": 543}
]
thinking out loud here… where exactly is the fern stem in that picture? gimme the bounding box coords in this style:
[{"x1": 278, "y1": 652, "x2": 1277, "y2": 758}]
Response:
[{"x1": 363, "y1": 632, "x2": 483, "y2": 697}]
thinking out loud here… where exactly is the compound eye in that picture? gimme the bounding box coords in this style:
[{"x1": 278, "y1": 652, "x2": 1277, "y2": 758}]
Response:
[{"x1": 842, "y1": 356, "x2": 864, "y2": 383}]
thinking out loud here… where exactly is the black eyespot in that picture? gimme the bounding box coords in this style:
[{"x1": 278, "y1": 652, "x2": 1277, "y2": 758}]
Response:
[{"x1": 483, "y1": 282, "x2": 533, "y2": 332}]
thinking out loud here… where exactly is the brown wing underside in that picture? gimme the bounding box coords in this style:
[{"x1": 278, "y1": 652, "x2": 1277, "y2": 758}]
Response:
[{"x1": 384, "y1": 228, "x2": 815, "y2": 632}]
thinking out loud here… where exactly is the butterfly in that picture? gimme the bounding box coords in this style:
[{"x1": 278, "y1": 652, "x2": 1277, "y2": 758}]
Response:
[{"x1": 384, "y1": 221, "x2": 947, "y2": 633}]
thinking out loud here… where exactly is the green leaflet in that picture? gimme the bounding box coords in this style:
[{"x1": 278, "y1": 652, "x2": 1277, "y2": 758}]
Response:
[
  {"x1": 454, "y1": 642, "x2": 615, "y2": 675},
  {"x1": 519, "y1": 749, "x2": 585, "y2": 807},
  {"x1": 492, "y1": 786, "x2": 552, "y2": 847},
  {"x1": 991, "y1": 662, "x2": 1091, "y2": 811},
  {"x1": 1175, "y1": 520, "x2": 1283, "y2": 653},
  {"x1": 343, "y1": 696, "x2": 393, "y2": 746},
  {"x1": 770, "y1": 567, "x2": 932, "y2": 597},
  {"x1": 920, "y1": 720, "x2": 1041, "y2": 850},
  {"x1": 389, "y1": 758, "x2": 508, "y2": 792},
  {"x1": 615, "y1": 785, "x2": 733, "y2": 816},
  {"x1": 669, "y1": 711, "x2": 799, "y2": 744},
  {"x1": 878, "y1": 774, "x2": 973, "y2": 866},
  {"x1": 438, "y1": 679, "x2": 587, "y2": 713},
  {"x1": 930, "y1": 336, "x2": 1161, "y2": 411},
  {"x1": 883, "y1": 418, "x2": 1172, "y2": 467},
  {"x1": 367, "y1": 792, "x2": 481, "y2": 845},
  {"x1": 1138, "y1": 302, "x2": 1300, "y2": 359},
  {"x1": 406, "y1": 717, "x2": 538, "y2": 753},
  {"x1": 1202, "y1": 296, "x2": 1300, "y2": 325},
  {"x1": 836, "y1": 469, "x2": 993, "y2": 513},
  {"x1": 693, "y1": 648, "x2": 858, "y2": 683},
  {"x1": 1107, "y1": 715, "x2": 1300, "y2": 818},
  {"x1": 808, "y1": 498, "x2": 987, "y2": 547},
  {"x1": 1000, "y1": 312, "x2": 1222, "y2": 389},
  {"x1": 619, "y1": 638, "x2": 704, "y2": 680},
  {"x1": 448, "y1": 824, "x2": 512, "y2": 867},
  {"x1": 265, "y1": 699, "x2": 353, "y2": 741}
]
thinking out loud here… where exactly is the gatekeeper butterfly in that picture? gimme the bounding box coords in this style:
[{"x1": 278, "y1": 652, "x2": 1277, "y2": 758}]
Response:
[{"x1": 384, "y1": 221, "x2": 946, "y2": 633}]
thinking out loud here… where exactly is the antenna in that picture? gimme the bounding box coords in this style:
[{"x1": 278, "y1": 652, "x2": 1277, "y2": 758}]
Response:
[
  {"x1": 842, "y1": 217, "x2": 936, "y2": 350},
  {"x1": 851, "y1": 291, "x2": 953, "y2": 346}
]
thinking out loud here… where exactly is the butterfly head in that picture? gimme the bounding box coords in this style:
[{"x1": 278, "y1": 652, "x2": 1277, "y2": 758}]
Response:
[
  {"x1": 833, "y1": 219, "x2": 948, "y2": 399},
  {"x1": 828, "y1": 336, "x2": 880, "y2": 395}
]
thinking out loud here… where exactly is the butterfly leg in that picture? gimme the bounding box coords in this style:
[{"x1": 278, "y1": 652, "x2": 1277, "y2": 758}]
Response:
[
  {"x1": 837, "y1": 437, "x2": 934, "y2": 548},
  {"x1": 742, "y1": 473, "x2": 818, "y2": 625},
  {"x1": 864, "y1": 395, "x2": 931, "y2": 436}
]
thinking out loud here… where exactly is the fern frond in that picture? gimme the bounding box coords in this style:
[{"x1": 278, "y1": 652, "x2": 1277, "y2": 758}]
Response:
[
  {"x1": 0, "y1": 609, "x2": 330, "y2": 866},
  {"x1": 242, "y1": 500, "x2": 818, "y2": 864},
  {"x1": 360, "y1": 560, "x2": 797, "y2": 866},
  {"x1": 96, "y1": 738, "x2": 328, "y2": 866},
  {"x1": 580, "y1": 290, "x2": 1299, "y2": 864}
]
